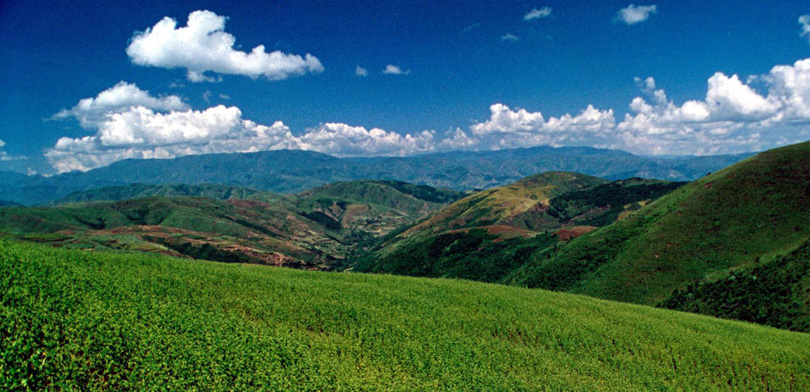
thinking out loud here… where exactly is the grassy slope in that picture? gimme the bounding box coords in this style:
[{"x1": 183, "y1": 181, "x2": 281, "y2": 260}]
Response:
[
  {"x1": 0, "y1": 180, "x2": 462, "y2": 268},
  {"x1": 402, "y1": 172, "x2": 607, "y2": 237},
  {"x1": 0, "y1": 196, "x2": 337, "y2": 266},
  {"x1": 295, "y1": 180, "x2": 463, "y2": 235},
  {"x1": 660, "y1": 238, "x2": 810, "y2": 331},
  {"x1": 357, "y1": 175, "x2": 683, "y2": 282},
  {"x1": 2, "y1": 240, "x2": 809, "y2": 391},
  {"x1": 508, "y1": 141, "x2": 810, "y2": 305}
]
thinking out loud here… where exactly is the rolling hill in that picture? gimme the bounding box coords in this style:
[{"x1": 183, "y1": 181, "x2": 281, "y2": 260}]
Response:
[
  {"x1": 506, "y1": 141, "x2": 810, "y2": 319},
  {"x1": 356, "y1": 173, "x2": 684, "y2": 282},
  {"x1": 0, "y1": 181, "x2": 463, "y2": 269},
  {"x1": 3, "y1": 239, "x2": 808, "y2": 390},
  {"x1": 0, "y1": 145, "x2": 749, "y2": 205}
]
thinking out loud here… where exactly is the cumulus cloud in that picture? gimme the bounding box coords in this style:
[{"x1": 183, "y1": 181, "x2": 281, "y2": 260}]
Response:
[
  {"x1": 46, "y1": 83, "x2": 449, "y2": 172},
  {"x1": 126, "y1": 10, "x2": 324, "y2": 82},
  {"x1": 299, "y1": 123, "x2": 436, "y2": 156},
  {"x1": 52, "y1": 82, "x2": 188, "y2": 128},
  {"x1": 616, "y1": 59, "x2": 810, "y2": 154},
  {"x1": 355, "y1": 66, "x2": 368, "y2": 77},
  {"x1": 46, "y1": 105, "x2": 301, "y2": 172},
  {"x1": 800, "y1": 15, "x2": 810, "y2": 43},
  {"x1": 470, "y1": 103, "x2": 615, "y2": 149},
  {"x1": 524, "y1": 7, "x2": 552, "y2": 21},
  {"x1": 468, "y1": 58, "x2": 810, "y2": 156},
  {"x1": 616, "y1": 4, "x2": 657, "y2": 25},
  {"x1": 501, "y1": 33, "x2": 520, "y2": 42},
  {"x1": 383, "y1": 64, "x2": 410, "y2": 75}
]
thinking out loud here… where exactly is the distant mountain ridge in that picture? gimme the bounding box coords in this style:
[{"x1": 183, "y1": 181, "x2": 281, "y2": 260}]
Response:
[{"x1": 0, "y1": 145, "x2": 751, "y2": 205}]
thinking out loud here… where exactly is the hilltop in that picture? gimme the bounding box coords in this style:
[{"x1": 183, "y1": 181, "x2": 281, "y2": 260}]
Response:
[{"x1": 3, "y1": 239, "x2": 808, "y2": 390}]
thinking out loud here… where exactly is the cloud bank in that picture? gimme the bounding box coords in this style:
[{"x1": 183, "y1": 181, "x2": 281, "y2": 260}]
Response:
[
  {"x1": 47, "y1": 83, "x2": 442, "y2": 172},
  {"x1": 616, "y1": 4, "x2": 657, "y2": 25},
  {"x1": 126, "y1": 10, "x2": 324, "y2": 82},
  {"x1": 47, "y1": 57, "x2": 810, "y2": 172}
]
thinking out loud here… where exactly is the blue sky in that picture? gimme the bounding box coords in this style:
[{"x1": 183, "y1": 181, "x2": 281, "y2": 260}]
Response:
[{"x1": 1, "y1": 0, "x2": 810, "y2": 174}]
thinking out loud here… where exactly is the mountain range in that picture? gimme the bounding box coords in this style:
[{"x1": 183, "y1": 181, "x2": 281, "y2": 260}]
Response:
[{"x1": 0, "y1": 145, "x2": 749, "y2": 205}]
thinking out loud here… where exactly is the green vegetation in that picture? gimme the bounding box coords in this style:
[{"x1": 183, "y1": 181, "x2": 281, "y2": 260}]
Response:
[
  {"x1": 360, "y1": 174, "x2": 683, "y2": 285},
  {"x1": 509, "y1": 141, "x2": 810, "y2": 306},
  {"x1": 545, "y1": 178, "x2": 684, "y2": 227},
  {"x1": 404, "y1": 172, "x2": 607, "y2": 236},
  {"x1": 357, "y1": 229, "x2": 558, "y2": 282},
  {"x1": 3, "y1": 239, "x2": 809, "y2": 390},
  {"x1": 0, "y1": 180, "x2": 462, "y2": 269},
  {"x1": 660, "y1": 238, "x2": 810, "y2": 332}
]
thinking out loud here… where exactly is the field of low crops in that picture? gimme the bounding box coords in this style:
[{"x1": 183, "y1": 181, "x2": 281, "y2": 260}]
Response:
[{"x1": 2, "y1": 239, "x2": 809, "y2": 391}]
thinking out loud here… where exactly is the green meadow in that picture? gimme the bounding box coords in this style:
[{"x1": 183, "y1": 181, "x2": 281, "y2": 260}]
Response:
[{"x1": 2, "y1": 239, "x2": 808, "y2": 391}]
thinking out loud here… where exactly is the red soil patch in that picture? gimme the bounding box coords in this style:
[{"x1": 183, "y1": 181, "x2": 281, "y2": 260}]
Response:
[{"x1": 555, "y1": 226, "x2": 597, "y2": 241}]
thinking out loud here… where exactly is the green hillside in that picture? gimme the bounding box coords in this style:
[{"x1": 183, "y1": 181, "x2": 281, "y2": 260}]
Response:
[
  {"x1": 0, "y1": 180, "x2": 462, "y2": 269},
  {"x1": 3, "y1": 239, "x2": 808, "y2": 391},
  {"x1": 660, "y1": 238, "x2": 810, "y2": 331},
  {"x1": 296, "y1": 180, "x2": 464, "y2": 235},
  {"x1": 357, "y1": 174, "x2": 683, "y2": 283},
  {"x1": 508, "y1": 141, "x2": 810, "y2": 307},
  {"x1": 402, "y1": 172, "x2": 607, "y2": 237}
]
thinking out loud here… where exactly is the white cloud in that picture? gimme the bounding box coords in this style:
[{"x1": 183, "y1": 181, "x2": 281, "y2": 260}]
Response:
[
  {"x1": 616, "y1": 4, "x2": 657, "y2": 25},
  {"x1": 355, "y1": 66, "x2": 368, "y2": 77},
  {"x1": 45, "y1": 106, "x2": 446, "y2": 172},
  {"x1": 763, "y1": 58, "x2": 810, "y2": 122},
  {"x1": 616, "y1": 59, "x2": 810, "y2": 154},
  {"x1": 471, "y1": 103, "x2": 545, "y2": 135},
  {"x1": 501, "y1": 33, "x2": 520, "y2": 42},
  {"x1": 46, "y1": 83, "x2": 448, "y2": 172},
  {"x1": 524, "y1": 7, "x2": 552, "y2": 21},
  {"x1": 52, "y1": 82, "x2": 188, "y2": 128},
  {"x1": 126, "y1": 10, "x2": 324, "y2": 82},
  {"x1": 801, "y1": 15, "x2": 810, "y2": 43},
  {"x1": 470, "y1": 103, "x2": 616, "y2": 150},
  {"x1": 299, "y1": 123, "x2": 436, "y2": 157},
  {"x1": 704, "y1": 73, "x2": 778, "y2": 121},
  {"x1": 46, "y1": 105, "x2": 302, "y2": 173},
  {"x1": 470, "y1": 58, "x2": 810, "y2": 156},
  {"x1": 383, "y1": 64, "x2": 410, "y2": 75}
]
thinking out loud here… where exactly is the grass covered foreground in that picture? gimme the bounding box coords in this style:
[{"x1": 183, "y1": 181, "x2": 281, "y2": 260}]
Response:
[{"x1": 2, "y1": 240, "x2": 809, "y2": 391}]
